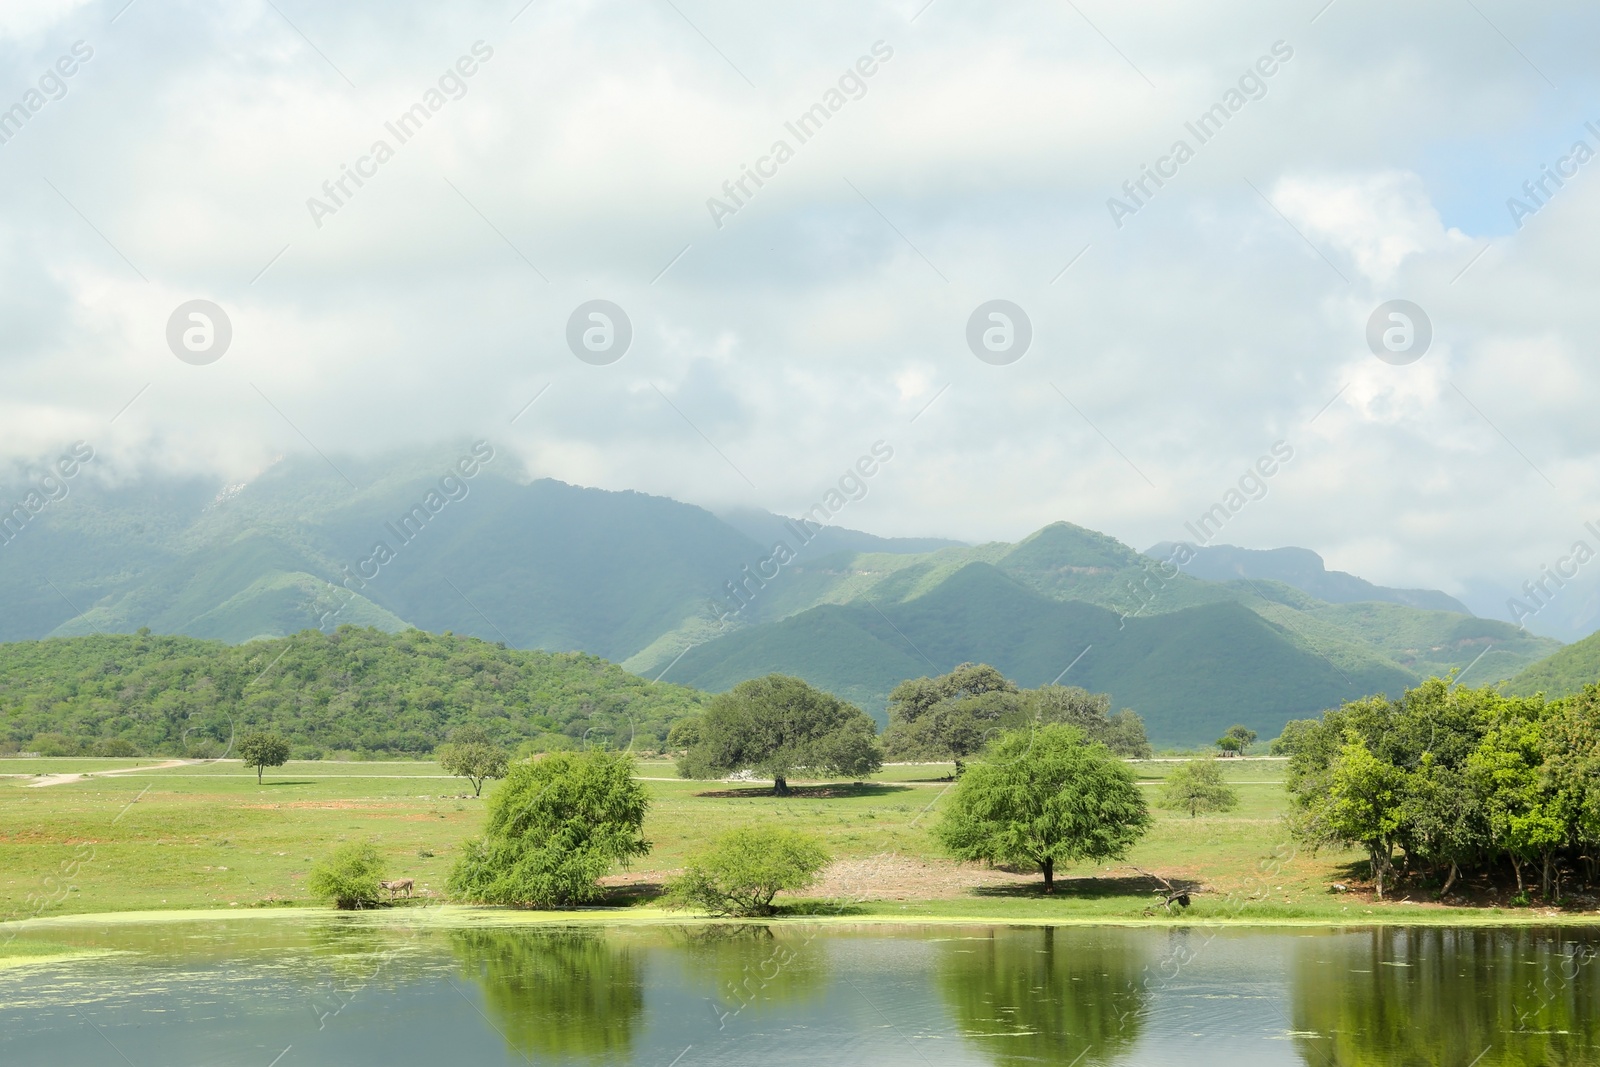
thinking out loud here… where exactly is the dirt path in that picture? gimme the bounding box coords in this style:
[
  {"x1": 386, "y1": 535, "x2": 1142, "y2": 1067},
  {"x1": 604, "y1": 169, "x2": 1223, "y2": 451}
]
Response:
[{"x1": 24, "y1": 759, "x2": 192, "y2": 788}]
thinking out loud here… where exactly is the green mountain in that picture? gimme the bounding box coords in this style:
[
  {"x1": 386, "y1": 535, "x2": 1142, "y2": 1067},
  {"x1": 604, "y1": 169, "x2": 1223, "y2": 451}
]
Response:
[
  {"x1": 1502, "y1": 629, "x2": 1600, "y2": 698},
  {"x1": 1, "y1": 628, "x2": 704, "y2": 757},
  {"x1": 0, "y1": 446, "x2": 1565, "y2": 747},
  {"x1": 669, "y1": 562, "x2": 1417, "y2": 746}
]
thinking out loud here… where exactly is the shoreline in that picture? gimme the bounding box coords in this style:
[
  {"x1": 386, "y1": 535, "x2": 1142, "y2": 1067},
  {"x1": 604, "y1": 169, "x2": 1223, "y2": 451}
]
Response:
[{"x1": 8, "y1": 902, "x2": 1600, "y2": 935}]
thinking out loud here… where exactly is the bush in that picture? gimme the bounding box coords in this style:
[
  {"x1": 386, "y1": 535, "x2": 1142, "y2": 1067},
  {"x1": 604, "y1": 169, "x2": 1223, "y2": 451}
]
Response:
[
  {"x1": 1157, "y1": 759, "x2": 1239, "y2": 817},
  {"x1": 667, "y1": 827, "x2": 830, "y2": 917},
  {"x1": 29, "y1": 733, "x2": 81, "y2": 757},
  {"x1": 307, "y1": 842, "x2": 386, "y2": 909},
  {"x1": 90, "y1": 738, "x2": 141, "y2": 758},
  {"x1": 447, "y1": 749, "x2": 650, "y2": 908}
]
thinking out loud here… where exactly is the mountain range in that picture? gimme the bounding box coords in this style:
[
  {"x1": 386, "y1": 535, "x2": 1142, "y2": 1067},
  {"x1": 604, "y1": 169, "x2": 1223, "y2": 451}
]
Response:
[{"x1": 0, "y1": 444, "x2": 1572, "y2": 746}]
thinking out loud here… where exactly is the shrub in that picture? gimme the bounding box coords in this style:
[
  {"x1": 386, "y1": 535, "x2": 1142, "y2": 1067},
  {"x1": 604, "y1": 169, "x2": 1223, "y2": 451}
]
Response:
[
  {"x1": 667, "y1": 827, "x2": 830, "y2": 917},
  {"x1": 307, "y1": 842, "x2": 386, "y2": 909},
  {"x1": 448, "y1": 749, "x2": 650, "y2": 908},
  {"x1": 90, "y1": 738, "x2": 141, "y2": 758},
  {"x1": 1157, "y1": 759, "x2": 1239, "y2": 817}
]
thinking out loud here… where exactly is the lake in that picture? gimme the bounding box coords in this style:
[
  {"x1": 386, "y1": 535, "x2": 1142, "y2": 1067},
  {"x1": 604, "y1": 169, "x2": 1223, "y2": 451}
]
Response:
[{"x1": 3, "y1": 917, "x2": 1599, "y2": 1065}]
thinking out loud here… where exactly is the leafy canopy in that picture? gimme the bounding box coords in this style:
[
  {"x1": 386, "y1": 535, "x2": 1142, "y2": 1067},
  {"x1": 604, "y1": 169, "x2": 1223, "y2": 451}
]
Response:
[
  {"x1": 936, "y1": 724, "x2": 1151, "y2": 890},
  {"x1": 883, "y1": 664, "x2": 1151, "y2": 768},
  {"x1": 438, "y1": 725, "x2": 510, "y2": 796},
  {"x1": 237, "y1": 731, "x2": 290, "y2": 783},
  {"x1": 677, "y1": 674, "x2": 882, "y2": 793},
  {"x1": 668, "y1": 826, "x2": 830, "y2": 916},
  {"x1": 1285, "y1": 678, "x2": 1600, "y2": 900},
  {"x1": 448, "y1": 749, "x2": 650, "y2": 907}
]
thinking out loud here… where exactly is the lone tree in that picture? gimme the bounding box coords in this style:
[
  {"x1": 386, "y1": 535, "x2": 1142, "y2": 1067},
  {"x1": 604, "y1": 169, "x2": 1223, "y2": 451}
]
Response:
[
  {"x1": 937, "y1": 724, "x2": 1151, "y2": 892},
  {"x1": 1158, "y1": 759, "x2": 1239, "y2": 817},
  {"x1": 437, "y1": 725, "x2": 510, "y2": 796},
  {"x1": 667, "y1": 826, "x2": 830, "y2": 917},
  {"x1": 448, "y1": 749, "x2": 650, "y2": 908},
  {"x1": 1217, "y1": 724, "x2": 1257, "y2": 756},
  {"x1": 237, "y1": 731, "x2": 291, "y2": 784},
  {"x1": 678, "y1": 674, "x2": 882, "y2": 795},
  {"x1": 882, "y1": 663, "x2": 1026, "y2": 774}
]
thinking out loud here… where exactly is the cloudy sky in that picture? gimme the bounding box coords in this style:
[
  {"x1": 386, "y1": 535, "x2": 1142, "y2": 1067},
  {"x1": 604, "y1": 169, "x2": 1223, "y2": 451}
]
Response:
[{"x1": 3, "y1": 0, "x2": 1599, "y2": 638}]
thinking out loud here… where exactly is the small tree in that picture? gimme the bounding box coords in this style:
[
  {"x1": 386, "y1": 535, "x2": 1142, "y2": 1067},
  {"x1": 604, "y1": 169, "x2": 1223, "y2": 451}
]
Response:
[
  {"x1": 667, "y1": 827, "x2": 830, "y2": 916},
  {"x1": 937, "y1": 724, "x2": 1151, "y2": 892},
  {"x1": 1158, "y1": 759, "x2": 1239, "y2": 818},
  {"x1": 1216, "y1": 724, "x2": 1257, "y2": 756},
  {"x1": 438, "y1": 725, "x2": 510, "y2": 796},
  {"x1": 448, "y1": 749, "x2": 650, "y2": 908},
  {"x1": 308, "y1": 841, "x2": 385, "y2": 909},
  {"x1": 238, "y1": 731, "x2": 291, "y2": 783},
  {"x1": 678, "y1": 674, "x2": 882, "y2": 794}
]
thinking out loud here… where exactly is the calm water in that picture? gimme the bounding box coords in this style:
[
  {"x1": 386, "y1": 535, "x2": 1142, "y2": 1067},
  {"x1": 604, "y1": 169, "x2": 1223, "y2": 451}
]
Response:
[{"x1": 4, "y1": 919, "x2": 1600, "y2": 1066}]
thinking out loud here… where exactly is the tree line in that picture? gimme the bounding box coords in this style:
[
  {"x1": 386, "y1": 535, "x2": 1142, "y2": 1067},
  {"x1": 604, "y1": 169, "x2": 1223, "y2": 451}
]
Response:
[{"x1": 1281, "y1": 677, "x2": 1600, "y2": 900}]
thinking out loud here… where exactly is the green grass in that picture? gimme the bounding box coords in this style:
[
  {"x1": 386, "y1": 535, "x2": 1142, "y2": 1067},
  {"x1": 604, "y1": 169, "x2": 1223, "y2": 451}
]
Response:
[{"x1": 0, "y1": 756, "x2": 1591, "y2": 927}]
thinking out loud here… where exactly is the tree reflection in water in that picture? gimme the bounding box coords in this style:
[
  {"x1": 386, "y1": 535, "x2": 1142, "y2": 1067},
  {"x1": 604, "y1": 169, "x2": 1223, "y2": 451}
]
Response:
[
  {"x1": 1291, "y1": 927, "x2": 1600, "y2": 1066},
  {"x1": 449, "y1": 927, "x2": 644, "y2": 1062},
  {"x1": 937, "y1": 925, "x2": 1151, "y2": 1066},
  {"x1": 672, "y1": 924, "x2": 831, "y2": 1026}
]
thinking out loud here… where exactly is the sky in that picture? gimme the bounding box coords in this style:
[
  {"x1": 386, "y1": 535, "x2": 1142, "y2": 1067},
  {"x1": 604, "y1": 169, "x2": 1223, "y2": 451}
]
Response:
[{"x1": 3, "y1": 0, "x2": 1600, "y2": 639}]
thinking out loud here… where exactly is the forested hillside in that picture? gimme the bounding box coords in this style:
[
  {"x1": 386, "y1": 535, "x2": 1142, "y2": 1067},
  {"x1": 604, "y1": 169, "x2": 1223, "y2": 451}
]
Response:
[{"x1": 0, "y1": 627, "x2": 705, "y2": 758}]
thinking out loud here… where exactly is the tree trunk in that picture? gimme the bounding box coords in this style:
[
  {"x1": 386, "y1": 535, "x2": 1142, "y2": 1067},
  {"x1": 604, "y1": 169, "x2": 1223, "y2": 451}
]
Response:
[
  {"x1": 472, "y1": 777, "x2": 483, "y2": 797},
  {"x1": 1542, "y1": 851, "x2": 1554, "y2": 901},
  {"x1": 1510, "y1": 855, "x2": 1524, "y2": 894},
  {"x1": 1439, "y1": 860, "x2": 1459, "y2": 900},
  {"x1": 774, "y1": 775, "x2": 789, "y2": 796},
  {"x1": 256, "y1": 765, "x2": 262, "y2": 784},
  {"x1": 1042, "y1": 857, "x2": 1055, "y2": 893},
  {"x1": 1369, "y1": 845, "x2": 1388, "y2": 900}
]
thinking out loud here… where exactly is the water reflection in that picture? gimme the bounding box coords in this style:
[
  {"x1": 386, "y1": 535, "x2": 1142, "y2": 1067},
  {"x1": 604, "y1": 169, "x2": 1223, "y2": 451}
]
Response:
[
  {"x1": 449, "y1": 927, "x2": 645, "y2": 1062},
  {"x1": 1290, "y1": 927, "x2": 1600, "y2": 1066},
  {"x1": 673, "y1": 924, "x2": 830, "y2": 1022},
  {"x1": 937, "y1": 926, "x2": 1151, "y2": 1066}
]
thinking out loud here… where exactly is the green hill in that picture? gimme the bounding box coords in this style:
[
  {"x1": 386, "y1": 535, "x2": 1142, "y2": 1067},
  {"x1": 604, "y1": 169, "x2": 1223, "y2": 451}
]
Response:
[
  {"x1": 1502, "y1": 629, "x2": 1600, "y2": 697},
  {"x1": 671, "y1": 562, "x2": 1417, "y2": 746},
  {"x1": 0, "y1": 627, "x2": 705, "y2": 758}
]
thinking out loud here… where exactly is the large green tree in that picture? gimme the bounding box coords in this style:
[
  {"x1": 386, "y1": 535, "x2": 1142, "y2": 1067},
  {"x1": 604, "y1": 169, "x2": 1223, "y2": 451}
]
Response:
[
  {"x1": 882, "y1": 663, "x2": 1023, "y2": 773},
  {"x1": 448, "y1": 749, "x2": 649, "y2": 907},
  {"x1": 936, "y1": 724, "x2": 1150, "y2": 891},
  {"x1": 677, "y1": 674, "x2": 881, "y2": 794}
]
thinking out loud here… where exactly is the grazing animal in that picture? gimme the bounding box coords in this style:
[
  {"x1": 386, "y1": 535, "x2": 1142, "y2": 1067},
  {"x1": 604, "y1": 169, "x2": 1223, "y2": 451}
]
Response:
[{"x1": 380, "y1": 878, "x2": 414, "y2": 899}]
